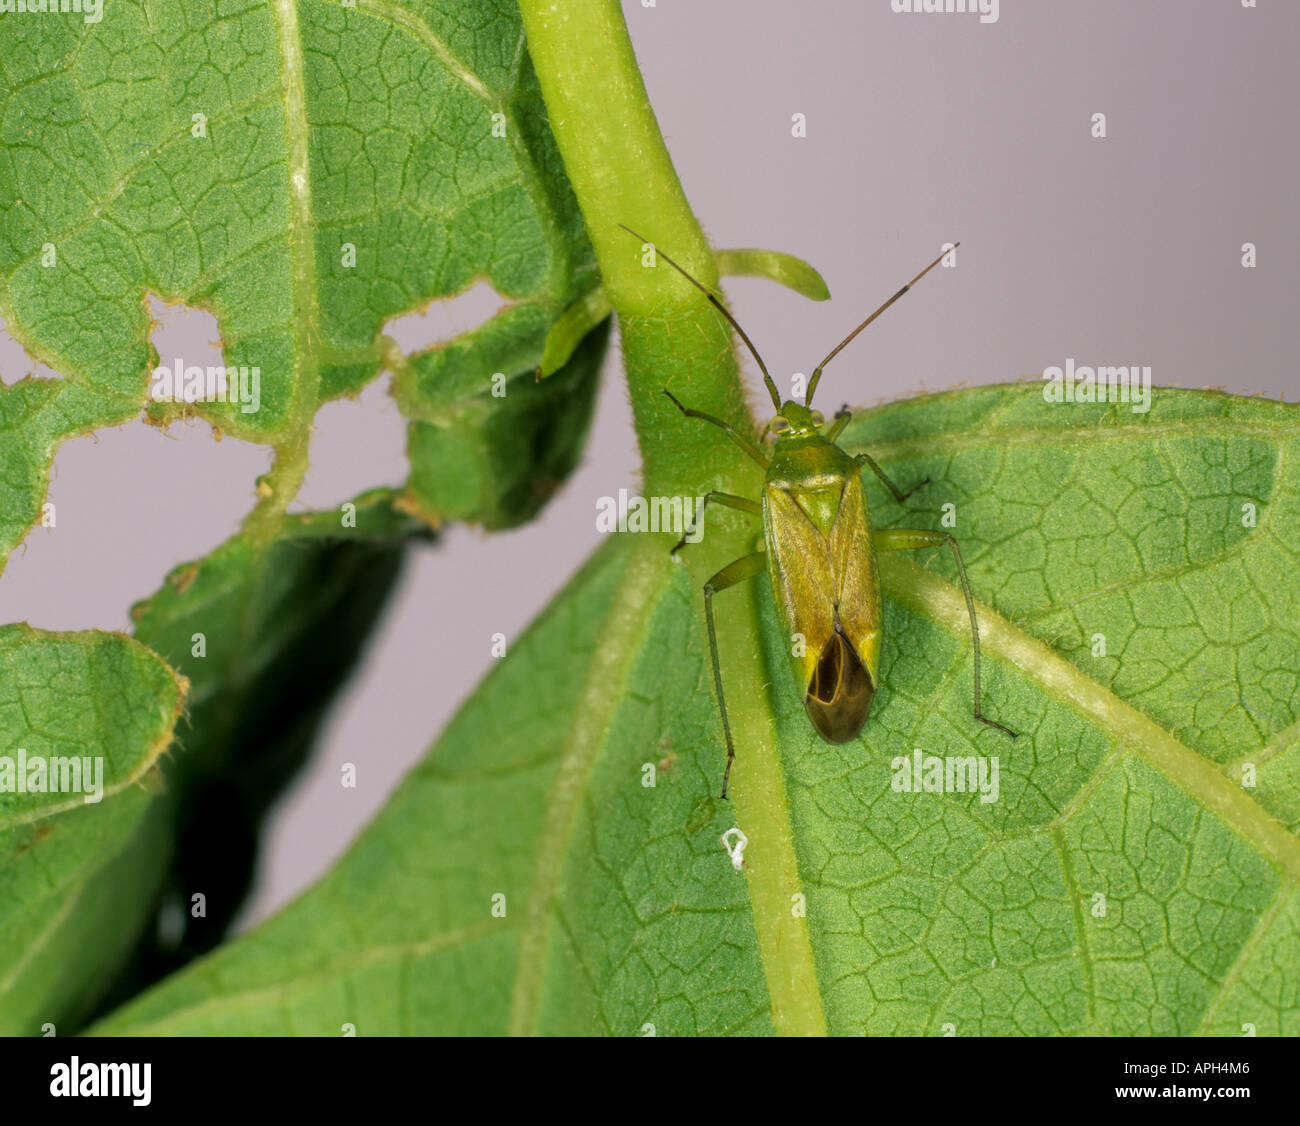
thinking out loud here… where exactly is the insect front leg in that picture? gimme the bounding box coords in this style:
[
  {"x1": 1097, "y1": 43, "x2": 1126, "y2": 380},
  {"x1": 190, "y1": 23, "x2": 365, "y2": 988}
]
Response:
[
  {"x1": 856, "y1": 452, "x2": 930, "y2": 503},
  {"x1": 873, "y1": 527, "x2": 1018, "y2": 739},
  {"x1": 670, "y1": 491, "x2": 762, "y2": 558},
  {"x1": 663, "y1": 390, "x2": 771, "y2": 470},
  {"x1": 823, "y1": 406, "x2": 853, "y2": 443},
  {"x1": 701, "y1": 551, "x2": 768, "y2": 799}
]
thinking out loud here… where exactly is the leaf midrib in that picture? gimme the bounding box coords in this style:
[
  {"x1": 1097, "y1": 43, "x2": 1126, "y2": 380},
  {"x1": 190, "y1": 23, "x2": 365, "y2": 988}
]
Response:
[
  {"x1": 242, "y1": 0, "x2": 322, "y2": 539},
  {"x1": 507, "y1": 540, "x2": 667, "y2": 1035}
]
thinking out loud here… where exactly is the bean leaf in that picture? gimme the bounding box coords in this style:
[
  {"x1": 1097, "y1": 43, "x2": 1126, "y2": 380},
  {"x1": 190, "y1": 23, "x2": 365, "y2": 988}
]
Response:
[{"x1": 94, "y1": 385, "x2": 1300, "y2": 1036}]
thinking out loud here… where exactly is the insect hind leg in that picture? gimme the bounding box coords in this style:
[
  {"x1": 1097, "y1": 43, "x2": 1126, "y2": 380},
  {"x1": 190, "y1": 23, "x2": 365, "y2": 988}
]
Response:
[
  {"x1": 702, "y1": 551, "x2": 768, "y2": 798},
  {"x1": 874, "y1": 527, "x2": 1017, "y2": 739}
]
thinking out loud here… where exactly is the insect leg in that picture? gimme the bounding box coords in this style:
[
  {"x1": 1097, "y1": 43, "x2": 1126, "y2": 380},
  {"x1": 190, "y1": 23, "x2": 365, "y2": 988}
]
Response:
[
  {"x1": 823, "y1": 406, "x2": 852, "y2": 443},
  {"x1": 663, "y1": 390, "x2": 771, "y2": 469},
  {"x1": 856, "y1": 452, "x2": 930, "y2": 503},
  {"x1": 671, "y1": 491, "x2": 762, "y2": 558},
  {"x1": 873, "y1": 528, "x2": 1018, "y2": 739},
  {"x1": 702, "y1": 551, "x2": 768, "y2": 799}
]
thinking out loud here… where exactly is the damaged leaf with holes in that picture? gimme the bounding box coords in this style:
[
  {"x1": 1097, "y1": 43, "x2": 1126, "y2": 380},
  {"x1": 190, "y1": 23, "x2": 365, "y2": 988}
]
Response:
[
  {"x1": 0, "y1": 0, "x2": 603, "y2": 554},
  {"x1": 0, "y1": 0, "x2": 605, "y2": 1034}
]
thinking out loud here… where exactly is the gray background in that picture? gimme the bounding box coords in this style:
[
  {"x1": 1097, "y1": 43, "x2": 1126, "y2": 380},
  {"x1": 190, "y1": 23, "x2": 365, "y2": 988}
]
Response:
[{"x1": 0, "y1": 0, "x2": 1295, "y2": 927}]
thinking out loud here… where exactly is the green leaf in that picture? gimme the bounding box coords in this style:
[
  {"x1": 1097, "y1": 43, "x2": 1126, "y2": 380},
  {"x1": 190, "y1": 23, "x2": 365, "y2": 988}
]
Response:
[
  {"x1": 0, "y1": 0, "x2": 601, "y2": 557},
  {"x1": 93, "y1": 385, "x2": 1300, "y2": 1036},
  {"x1": 712, "y1": 247, "x2": 830, "y2": 302},
  {"x1": 0, "y1": 492, "x2": 423, "y2": 1034},
  {"x1": 0, "y1": 627, "x2": 183, "y2": 1033},
  {"x1": 123, "y1": 489, "x2": 428, "y2": 969},
  {"x1": 397, "y1": 312, "x2": 607, "y2": 528},
  {"x1": 0, "y1": 626, "x2": 183, "y2": 827}
]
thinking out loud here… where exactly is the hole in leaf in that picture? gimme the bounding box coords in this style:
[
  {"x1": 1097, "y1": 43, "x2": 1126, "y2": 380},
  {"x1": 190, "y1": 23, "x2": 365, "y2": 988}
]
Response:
[
  {"x1": 0, "y1": 318, "x2": 64, "y2": 385},
  {"x1": 0, "y1": 419, "x2": 266, "y2": 632},
  {"x1": 381, "y1": 280, "x2": 505, "y2": 353},
  {"x1": 146, "y1": 295, "x2": 231, "y2": 408},
  {"x1": 294, "y1": 373, "x2": 408, "y2": 513}
]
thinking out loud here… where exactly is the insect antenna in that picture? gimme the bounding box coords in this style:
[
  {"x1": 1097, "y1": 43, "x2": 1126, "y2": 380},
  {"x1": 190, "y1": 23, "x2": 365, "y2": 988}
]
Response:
[
  {"x1": 619, "y1": 223, "x2": 783, "y2": 412},
  {"x1": 804, "y1": 242, "x2": 958, "y2": 407}
]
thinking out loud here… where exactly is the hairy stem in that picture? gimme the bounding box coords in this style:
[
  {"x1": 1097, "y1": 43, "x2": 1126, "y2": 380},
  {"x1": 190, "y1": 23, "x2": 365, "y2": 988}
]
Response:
[{"x1": 517, "y1": 0, "x2": 756, "y2": 500}]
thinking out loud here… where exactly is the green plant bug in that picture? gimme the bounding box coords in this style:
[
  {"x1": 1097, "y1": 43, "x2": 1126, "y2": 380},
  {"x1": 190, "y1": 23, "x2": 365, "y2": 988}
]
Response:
[{"x1": 620, "y1": 225, "x2": 1017, "y2": 799}]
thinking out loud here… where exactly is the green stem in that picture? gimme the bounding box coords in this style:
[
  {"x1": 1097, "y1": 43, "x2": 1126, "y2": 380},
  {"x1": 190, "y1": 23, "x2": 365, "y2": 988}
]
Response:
[
  {"x1": 516, "y1": 1, "x2": 709, "y2": 313},
  {"x1": 517, "y1": 0, "x2": 755, "y2": 500}
]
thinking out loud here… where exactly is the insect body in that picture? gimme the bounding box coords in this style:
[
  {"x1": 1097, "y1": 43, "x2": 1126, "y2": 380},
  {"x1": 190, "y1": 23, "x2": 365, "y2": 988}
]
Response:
[
  {"x1": 763, "y1": 405, "x2": 881, "y2": 745},
  {"x1": 622, "y1": 226, "x2": 1016, "y2": 798}
]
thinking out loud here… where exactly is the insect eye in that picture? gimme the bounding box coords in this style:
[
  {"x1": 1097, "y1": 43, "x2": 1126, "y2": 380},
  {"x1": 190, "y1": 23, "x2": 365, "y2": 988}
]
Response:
[
  {"x1": 810, "y1": 410, "x2": 825, "y2": 427},
  {"x1": 771, "y1": 417, "x2": 791, "y2": 435}
]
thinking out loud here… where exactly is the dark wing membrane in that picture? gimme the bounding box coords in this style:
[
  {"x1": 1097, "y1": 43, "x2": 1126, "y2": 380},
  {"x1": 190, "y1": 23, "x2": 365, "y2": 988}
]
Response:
[{"x1": 804, "y1": 630, "x2": 875, "y2": 743}]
